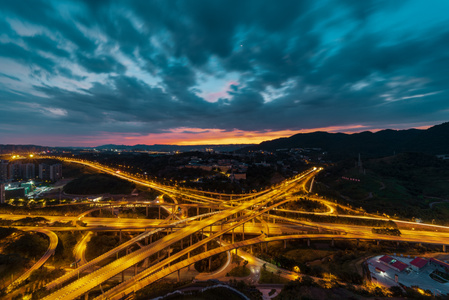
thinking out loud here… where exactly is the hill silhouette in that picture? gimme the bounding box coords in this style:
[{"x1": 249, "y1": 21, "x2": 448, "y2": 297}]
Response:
[{"x1": 242, "y1": 122, "x2": 449, "y2": 158}]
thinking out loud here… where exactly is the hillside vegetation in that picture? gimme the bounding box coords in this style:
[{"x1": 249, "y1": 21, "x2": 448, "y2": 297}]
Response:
[
  {"x1": 316, "y1": 152, "x2": 449, "y2": 224},
  {"x1": 63, "y1": 173, "x2": 135, "y2": 195}
]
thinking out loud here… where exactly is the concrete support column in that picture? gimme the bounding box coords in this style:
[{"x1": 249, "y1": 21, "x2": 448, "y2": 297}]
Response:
[
  {"x1": 181, "y1": 238, "x2": 183, "y2": 249},
  {"x1": 197, "y1": 207, "x2": 199, "y2": 216},
  {"x1": 242, "y1": 223, "x2": 245, "y2": 240},
  {"x1": 168, "y1": 246, "x2": 170, "y2": 257},
  {"x1": 188, "y1": 252, "x2": 191, "y2": 270},
  {"x1": 397, "y1": 241, "x2": 400, "y2": 247},
  {"x1": 150, "y1": 235, "x2": 152, "y2": 244},
  {"x1": 119, "y1": 230, "x2": 122, "y2": 244},
  {"x1": 356, "y1": 239, "x2": 359, "y2": 246},
  {"x1": 135, "y1": 264, "x2": 137, "y2": 275},
  {"x1": 190, "y1": 235, "x2": 193, "y2": 246},
  {"x1": 232, "y1": 228, "x2": 235, "y2": 244},
  {"x1": 265, "y1": 242, "x2": 268, "y2": 253},
  {"x1": 208, "y1": 257, "x2": 212, "y2": 272},
  {"x1": 205, "y1": 243, "x2": 207, "y2": 252},
  {"x1": 145, "y1": 236, "x2": 148, "y2": 245},
  {"x1": 376, "y1": 240, "x2": 380, "y2": 246},
  {"x1": 177, "y1": 269, "x2": 180, "y2": 282},
  {"x1": 307, "y1": 239, "x2": 310, "y2": 247},
  {"x1": 443, "y1": 245, "x2": 446, "y2": 252},
  {"x1": 146, "y1": 205, "x2": 148, "y2": 217},
  {"x1": 159, "y1": 206, "x2": 161, "y2": 219},
  {"x1": 284, "y1": 240, "x2": 287, "y2": 249},
  {"x1": 331, "y1": 238, "x2": 334, "y2": 247}
]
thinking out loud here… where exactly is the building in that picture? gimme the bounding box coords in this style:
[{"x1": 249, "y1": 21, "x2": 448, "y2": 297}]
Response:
[
  {"x1": 0, "y1": 183, "x2": 5, "y2": 204},
  {"x1": 39, "y1": 163, "x2": 50, "y2": 180},
  {"x1": 379, "y1": 255, "x2": 407, "y2": 272},
  {"x1": 5, "y1": 187, "x2": 25, "y2": 199},
  {"x1": 410, "y1": 257, "x2": 428, "y2": 271},
  {"x1": 0, "y1": 160, "x2": 8, "y2": 182},
  {"x1": 429, "y1": 258, "x2": 449, "y2": 274},
  {"x1": 50, "y1": 164, "x2": 62, "y2": 181},
  {"x1": 39, "y1": 163, "x2": 62, "y2": 181},
  {"x1": 8, "y1": 161, "x2": 22, "y2": 180},
  {"x1": 21, "y1": 163, "x2": 35, "y2": 179},
  {"x1": 391, "y1": 260, "x2": 408, "y2": 272}
]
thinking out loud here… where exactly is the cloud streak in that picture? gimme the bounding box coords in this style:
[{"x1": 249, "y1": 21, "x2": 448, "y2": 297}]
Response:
[{"x1": 0, "y1": 0, "x2": 448, "y2": 146}]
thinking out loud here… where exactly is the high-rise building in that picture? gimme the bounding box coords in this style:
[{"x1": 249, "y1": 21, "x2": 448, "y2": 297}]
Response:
[
  {"x1": 8, "y1": 161, "x2": 22, "y2": 180},
  {"x1": 0, "y1": 183, "x2": 5, "y2": 203},
  {"x1": 50, "y1": 164, "x2": 62, "y2": 181},
  {"x1": 21, "y1": 163, "x2": 35, "y2": 179},
  {"x1": 39, "y1": 163, "x2": 50, "y2": 180},
  {"x1": 0, "y1": 160, "x2": 8, "y2": 182},
  {"x1": 39, "y1": 163, "x2": 62, "y2": 181}
]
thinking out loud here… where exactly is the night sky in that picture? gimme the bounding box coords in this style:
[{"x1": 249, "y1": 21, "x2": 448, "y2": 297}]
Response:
[{"x1": 1, "y1": 0, "x2": 449, "y2": 146}]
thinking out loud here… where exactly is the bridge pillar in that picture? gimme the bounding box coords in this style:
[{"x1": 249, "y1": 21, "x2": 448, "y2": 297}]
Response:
[
  {"x1": 397, "y1": 241, "x2": 400, "y2": 247},
  {"x1": 181, "y1": 238, "x2": 183, "y2": 249},
  {"x1": 273, "y1": 217, "x2": 275, "y2": 224},
  {"x1": 119, "y1": 230, "x2": 122, "y2": 243},
  {"x1": 307, "y1": 239, "x2": 310, "y2": 247},
  {"x1": 190, "y1": 234, "x2": 193, "y2": 246},
  {"x1": 146, "y1": 205, "x2": 148, "y2": 217},
  {"x1": 85, "y1": 293, "x2": 88, "y2": 300},
  {"x1": 159, "y1": 206, "x2": 161, "y2": 219},
  {"x1": 356, "y1": 239, "x2": 359, "y2": 246},
  {"x1": 145, "y1": 236, "x2": 148, "y2": 245},
  {"x1": 177, "y1": 269, "x2": 180, "y2": 282},
  {"x1": 201, "y1": 229, "x2": 204, "y2": 240},
  {"x1": 208, "y1": 257, "x2": 212, "y2": 272},
  {"x1": 135, "y1": 264, "x2": 137, "y2": 275},
  {"x1": 242, "y1": 223, "x2": 245, "y2": 240},
  {"x1": 252, "y1": 218, "x2": 255, "y2": 225},
  {"x1": 232, "y1": 228, "x2": 235, "y2": 244},
  {"x1": 168, "y1": 246, "x2": 170, "y2": 257},
  {"x1": 443, "y1": 245, "x2": 446, "y2": 252},
  {"x1": 188, "y1": 252, "x2": 190, "y2": 270},
  {"x1": 197, "y1": 207, "x2": 199, "y2": 216},
  {"x1": 284, "y1": 240, "x2": 287, "y2": 249},
  {"x1": 250, "y1": 245, "x2": 253, "y2": 254},
  {"x1": 331, "y1": 238, "x2": 334, "y2": 247},
  {"x1": 205, "y1": 243, "x2": 207, "y2": 252},
  {"x1": 376, "y1": 240, "x2": 380, "y2": 246},
  {"x1": 265, "y1": 242, "x2": 268, "y2": 253}
]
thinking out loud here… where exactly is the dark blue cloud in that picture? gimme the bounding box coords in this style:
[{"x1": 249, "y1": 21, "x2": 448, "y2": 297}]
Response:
[{"x1": 0, "y1": 0, "x2": 448, "y2": 145}]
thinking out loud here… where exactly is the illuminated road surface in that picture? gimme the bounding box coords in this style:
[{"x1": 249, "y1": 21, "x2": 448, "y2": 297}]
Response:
[{"x1": 43, "y1": 169, "x2": 318, "y2": 300}]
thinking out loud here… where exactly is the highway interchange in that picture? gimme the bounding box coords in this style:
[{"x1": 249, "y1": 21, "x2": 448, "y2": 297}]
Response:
[{"x1": 3, "y1": 157, "x2": 449, "y2": 299}]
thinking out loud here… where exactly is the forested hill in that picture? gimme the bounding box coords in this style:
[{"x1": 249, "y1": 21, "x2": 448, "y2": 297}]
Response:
[{"x1": 241, "y1": 122, "x2": 449, "y2": 158}]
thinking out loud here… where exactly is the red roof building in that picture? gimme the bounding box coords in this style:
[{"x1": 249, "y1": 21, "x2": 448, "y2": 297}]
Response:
[
  {"x1": 379, "y1": 255, "x2": 393, "y2": 264},
  {"x1": 410, "y1": 257, "x2": 428, "y2": 271},
  {"x1": 391, "y1": 260, "x2": 408, "y2": 272},
  {"x1": 430, "y1": 258, "x2": 449, "y2": 273}
]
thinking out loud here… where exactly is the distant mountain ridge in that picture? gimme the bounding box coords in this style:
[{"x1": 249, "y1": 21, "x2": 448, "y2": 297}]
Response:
[
  {"x1": 242, "y1": 122, "x2": 449, "y2": 158},
  {"x1": 90, "y1": 143, "x2": 254, "y2": 152}
]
